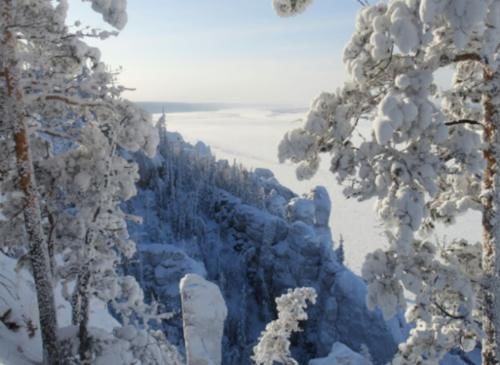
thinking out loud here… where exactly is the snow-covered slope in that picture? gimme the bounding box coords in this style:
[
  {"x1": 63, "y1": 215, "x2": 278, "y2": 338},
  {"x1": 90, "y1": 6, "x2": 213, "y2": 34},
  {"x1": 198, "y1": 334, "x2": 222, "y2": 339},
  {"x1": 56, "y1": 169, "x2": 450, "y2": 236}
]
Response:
[
  {"x1": 124, "y1": 125, "x2": 406, "y2": 364},
  {"x1": 0, "y1": 254, "x2": 119, "y2": 365},
  {"x1": 0, "y1": 250, "x2": 184, "y2": 365}
]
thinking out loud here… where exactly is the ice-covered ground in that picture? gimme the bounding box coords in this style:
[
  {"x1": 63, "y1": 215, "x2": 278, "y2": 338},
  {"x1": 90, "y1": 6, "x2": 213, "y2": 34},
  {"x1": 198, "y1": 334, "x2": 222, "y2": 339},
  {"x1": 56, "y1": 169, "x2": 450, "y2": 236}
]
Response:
[{"x1": 160, "y1": 106, "x2": 482, "y2": 273}]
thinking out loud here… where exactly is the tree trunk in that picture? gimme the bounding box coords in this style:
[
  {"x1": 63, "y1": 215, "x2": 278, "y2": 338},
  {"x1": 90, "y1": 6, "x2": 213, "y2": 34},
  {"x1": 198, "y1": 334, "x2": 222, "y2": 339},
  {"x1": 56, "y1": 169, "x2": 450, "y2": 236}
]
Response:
[
  {"x1": 2, "y1": 3, "x2": 60, "y2": 364},
  {"x1": 74, "y1": 207, "x2": 101, "y2": 364},
  {"x1": 481, "y1": 68, "x2": 500, "y2": 365},
  {"x1": 71, "y1": 279, "x2": 81, "y2": 326},
  {"x1": 70, "y1": 265, "x2": 92, "y2": 364},
  {"x1": 70, "y1": 261, "x2": 92, "y2": 364},
  {"x1": 6, "y1": 66, "x2": 61, "y2": 365},
  {"x1": 76, "y1": 265, "x2": 92, "y2": 364}
]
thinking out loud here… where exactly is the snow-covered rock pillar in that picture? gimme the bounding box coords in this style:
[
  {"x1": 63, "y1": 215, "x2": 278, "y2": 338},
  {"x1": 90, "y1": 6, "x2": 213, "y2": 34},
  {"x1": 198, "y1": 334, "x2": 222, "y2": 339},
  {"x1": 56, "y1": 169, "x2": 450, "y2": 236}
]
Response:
[
  {"x1": 312, "y1": 186, "x2": 331, "y2": 228},
  {"x1": 180, "y1": 274, "x2": 227, "y2": 365}
]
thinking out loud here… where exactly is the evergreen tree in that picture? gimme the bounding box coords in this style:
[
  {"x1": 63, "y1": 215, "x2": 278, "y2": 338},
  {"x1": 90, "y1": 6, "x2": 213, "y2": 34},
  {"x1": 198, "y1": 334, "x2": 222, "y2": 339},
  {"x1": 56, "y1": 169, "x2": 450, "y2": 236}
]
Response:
[
  {"x1": 0, "y1": 1, "x2": 159, "y2": 363},
  {"x1": 275, "y1": 0, "x2": 500, "y2": 363}
]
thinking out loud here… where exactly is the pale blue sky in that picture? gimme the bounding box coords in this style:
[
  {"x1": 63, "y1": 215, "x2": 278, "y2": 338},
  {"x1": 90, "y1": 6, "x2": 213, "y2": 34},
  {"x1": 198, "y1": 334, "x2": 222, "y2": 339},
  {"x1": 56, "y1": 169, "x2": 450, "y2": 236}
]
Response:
[{"x1": 69, "y1": 1, "x2": 361, "y2": 106}]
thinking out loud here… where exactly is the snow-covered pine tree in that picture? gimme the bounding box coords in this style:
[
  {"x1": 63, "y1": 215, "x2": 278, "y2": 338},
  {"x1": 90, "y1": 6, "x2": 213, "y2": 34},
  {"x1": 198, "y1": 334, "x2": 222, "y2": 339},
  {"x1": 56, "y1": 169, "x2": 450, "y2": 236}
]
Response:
[
  {"x1": 0, "y1": 1, "x2": 59, "y2": 362},
  {"x1": 275, "y1": 0, "x2": 500, "y2": 363},
  {"x1": 56, "y1": 100, "x2": 157, "y2": 363},
  {"x1": 0, "y1": 1, "x2": 159, "y2": 363}
]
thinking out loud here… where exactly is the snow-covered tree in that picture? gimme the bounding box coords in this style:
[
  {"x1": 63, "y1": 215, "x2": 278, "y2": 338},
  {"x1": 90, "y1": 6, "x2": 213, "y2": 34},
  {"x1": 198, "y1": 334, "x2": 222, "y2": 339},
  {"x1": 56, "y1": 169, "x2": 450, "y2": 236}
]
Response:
[
  {"x1": 0, "y1": 1, "x2": 158, "y2": 363},
  {"x1": 274, "y1": 0, "x2": 500, "y2": 363},
  {"x1": 54, "y1": 100, "x2": 157, "y2": 363},
  {"x1": 272, "y1": 0, "x2": 314, "y2": 17},
  {"x1": 252, "y1": 287, "x2": 316, "y2": 365}
]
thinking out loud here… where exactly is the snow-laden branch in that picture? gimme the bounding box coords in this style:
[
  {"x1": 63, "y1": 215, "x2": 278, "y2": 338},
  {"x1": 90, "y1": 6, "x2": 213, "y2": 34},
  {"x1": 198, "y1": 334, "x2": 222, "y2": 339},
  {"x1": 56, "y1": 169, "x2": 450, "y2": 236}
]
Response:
[
  {"x1": 276, "y1": 0, "x2": 499, "y2": 362},
  {"x1": 272, "y1": 0, "x2": 314, "y2": 17},
  {"x1": 253, "y1": 287, "x2": 316, "y2": 365}
]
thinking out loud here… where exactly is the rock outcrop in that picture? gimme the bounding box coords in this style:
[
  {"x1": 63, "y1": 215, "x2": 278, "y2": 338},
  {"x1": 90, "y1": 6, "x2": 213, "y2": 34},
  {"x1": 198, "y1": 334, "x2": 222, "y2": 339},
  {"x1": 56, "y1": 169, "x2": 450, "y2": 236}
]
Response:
[
  {"x1": 125, "y1": 129, "x2": 406, "y2": 365},
  {"x1": 180, "y1": 274, "x2": 227, "y2": 365},
  {"x1": 309, "y1": 342, "x2": 372, "y2": 365}
]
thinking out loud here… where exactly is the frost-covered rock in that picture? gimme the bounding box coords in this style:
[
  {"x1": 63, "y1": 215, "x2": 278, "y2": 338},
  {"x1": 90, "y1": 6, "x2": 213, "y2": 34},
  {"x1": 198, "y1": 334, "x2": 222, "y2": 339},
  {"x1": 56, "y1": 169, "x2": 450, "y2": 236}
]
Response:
[
  {"x1": 288, "y1": 197, "x2": 316, "y2": 224},
  {"x1": 140, "y1": 244, "x2": 206, "y2": 290},
  {"x1": 310, "y1": 186, "x2": 331, "y2": 227},
  {"x1": 288, "y1": 186, "x2": 331, "y2": 228},
  {"x1": 323, "y1": 270, "x2": 405, "y2": 362},
  {"x1": 309, "y1": 342, "x2": 372, "y2": 365},
  {"x1": 126, "y1": 129, "x2": 405, "y2": 365},
  {"x1": 180, "y1": 274, "x2": 227, "y2": 365}
]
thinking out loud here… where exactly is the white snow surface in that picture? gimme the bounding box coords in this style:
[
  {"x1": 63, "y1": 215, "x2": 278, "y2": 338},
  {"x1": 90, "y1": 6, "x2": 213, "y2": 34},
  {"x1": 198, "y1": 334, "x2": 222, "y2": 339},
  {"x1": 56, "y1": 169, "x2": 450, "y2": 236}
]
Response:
[
  {"x1": 160, "y1": 107, "x2": 482, "y2": 273},
  {"x1": 0, "y1": 253, "x2": 119, "y2": 365}
]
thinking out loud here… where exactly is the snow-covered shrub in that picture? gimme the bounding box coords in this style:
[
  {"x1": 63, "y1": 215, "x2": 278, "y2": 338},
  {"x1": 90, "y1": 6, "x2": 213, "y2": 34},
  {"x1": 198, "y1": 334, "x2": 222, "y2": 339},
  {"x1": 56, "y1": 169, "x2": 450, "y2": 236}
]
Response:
[
  {"x1": 252, "y1": 287, "x2": 317, "y2": 365},
  {"x1": 58, "y1": 326, "x2": 184, "y2": 365}
]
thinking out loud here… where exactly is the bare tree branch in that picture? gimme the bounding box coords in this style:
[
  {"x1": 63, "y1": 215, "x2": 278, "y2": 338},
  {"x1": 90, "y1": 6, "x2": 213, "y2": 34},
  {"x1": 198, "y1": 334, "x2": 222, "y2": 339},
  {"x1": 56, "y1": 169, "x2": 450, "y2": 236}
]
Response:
[
  {"x1": 40, "y1": 95, "x2": 113, "y2": 110},
  {"x1": 445, "y1": 119, "x2": 483, "y2": 127},
  {"x1": 433, "y1": 301, "x2": 468, "y2": 320}
]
